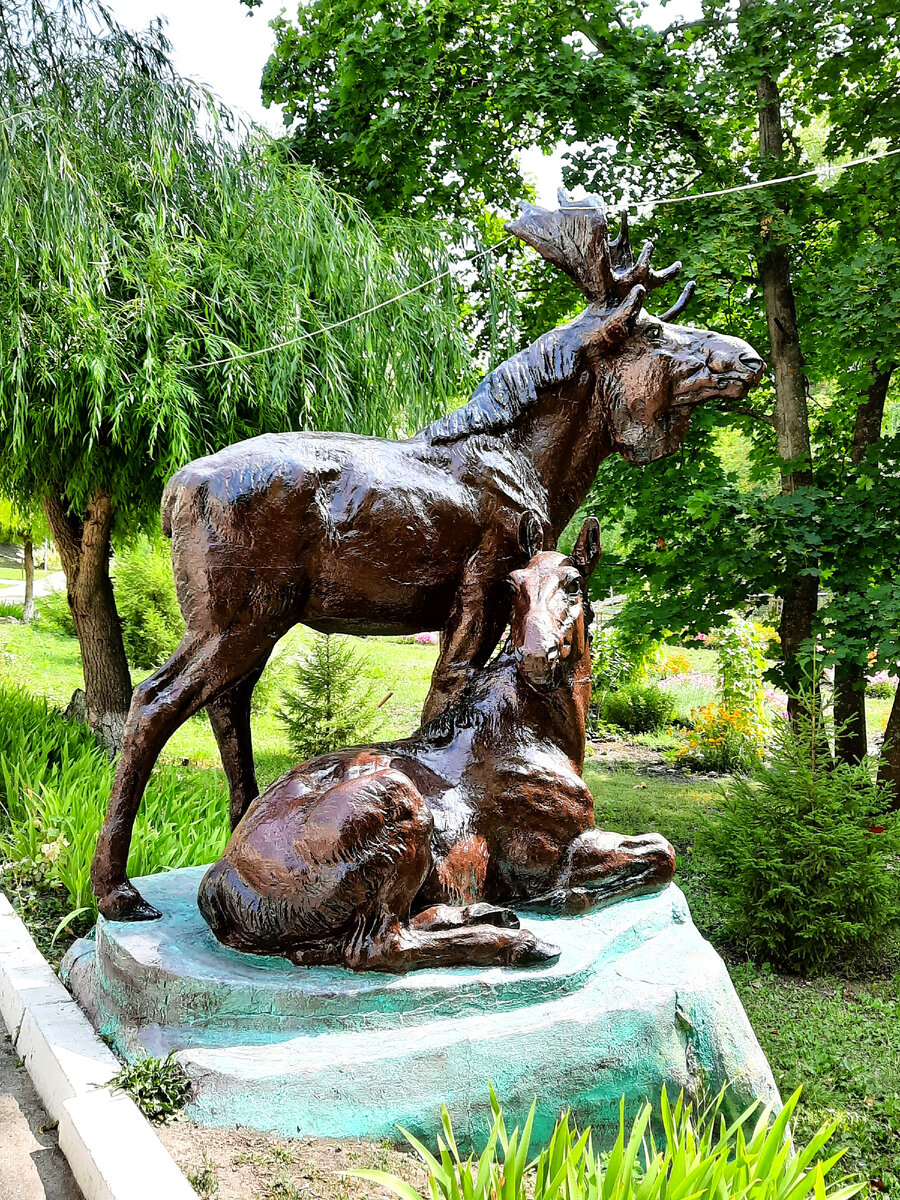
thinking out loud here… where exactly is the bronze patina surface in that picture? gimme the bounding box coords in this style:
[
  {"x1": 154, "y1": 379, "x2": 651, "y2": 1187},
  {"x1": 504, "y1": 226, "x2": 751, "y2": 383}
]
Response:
[
  {"x1": 195, "y1": 518, "x2": 676, "y2": 972},
  {"x1": 92, "y1": 193, "x2": 763, "y2": 920}
]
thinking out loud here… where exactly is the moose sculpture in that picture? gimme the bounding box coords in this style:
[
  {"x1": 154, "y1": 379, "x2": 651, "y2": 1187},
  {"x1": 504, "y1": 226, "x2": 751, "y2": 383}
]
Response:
[
  {"x1": 197, "y1": 517, "x2": 676, "y2": 971},
  {"x1": 92, "y1": 192, "x2": 764, "y2": 921}
]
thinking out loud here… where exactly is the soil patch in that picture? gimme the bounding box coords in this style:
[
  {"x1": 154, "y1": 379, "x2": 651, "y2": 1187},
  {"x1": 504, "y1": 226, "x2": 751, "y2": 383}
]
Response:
[
  {"x1": 159, "y1": 1119, "x2": 428, "y2": 1200},
  {"x1": 587, "y1": 736, "x2": 721, "y2": 783}
]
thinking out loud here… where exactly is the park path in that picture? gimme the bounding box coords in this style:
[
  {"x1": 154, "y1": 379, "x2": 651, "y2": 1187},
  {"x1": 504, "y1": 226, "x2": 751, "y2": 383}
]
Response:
[
  {"x1": 0, "y1": 1034, "x2": 81, "y2": 1200},
  {"x1": 0, "y1": 572, "x2": 66, "y2": 606}
]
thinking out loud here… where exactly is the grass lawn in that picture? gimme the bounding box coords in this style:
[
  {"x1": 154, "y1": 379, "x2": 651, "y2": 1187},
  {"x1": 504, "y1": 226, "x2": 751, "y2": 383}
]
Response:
[
  {"x1": 0, "y1": 620, "x2": 898, "y2": 1192},
  {"x1": 0, "y1": 566, "x2": 51, "y2": 581}
]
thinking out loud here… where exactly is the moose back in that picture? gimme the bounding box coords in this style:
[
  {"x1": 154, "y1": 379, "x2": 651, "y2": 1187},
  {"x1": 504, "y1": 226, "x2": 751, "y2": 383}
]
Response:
[{"x1": 92, "y1": 194, "x2": 764, "y2": 921}]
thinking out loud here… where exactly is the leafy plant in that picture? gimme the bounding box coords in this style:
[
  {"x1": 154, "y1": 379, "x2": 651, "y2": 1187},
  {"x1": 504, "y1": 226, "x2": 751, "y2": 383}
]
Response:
[
  {"x1": 355, "y1": 1085, "x2": 863, "y2": 1200},
  {"x1": 109, "y1": 1053, "x2": 191, "y2": 1123},
  {"x1": 0, "y1": 602, "x2": 24, "y2": 621},
  {"x1": 676, "y1": 704, "x2": 762, "y2": 775},
  {"x1": 867, "y1": 673, "x2": 896, "y2": 700},
  {"x1": 0, "y1": 684, "x2": 228, "y2": 912},
  {"x1": 660, "y1": 650, "x2": 693, "y2": 676},
  {"x1": 600, "y1": 680, "x2": 675, "y2": 735},
  {"x1": 113, "y1": 536, "x2": 183, "y2": 670},
  {"x1": 716, "y1": 615, "x2": 769, "y2": 740},
  {"x1": 698, "y1": 706, "x2": 900, "y2": 973},
  {"x1": 277, "y1": 634, "x2": 383, "y2": 762}
]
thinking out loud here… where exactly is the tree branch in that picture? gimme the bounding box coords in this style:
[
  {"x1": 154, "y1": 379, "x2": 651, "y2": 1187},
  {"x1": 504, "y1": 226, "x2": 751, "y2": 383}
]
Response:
[{"x1": 718, "y1": 402, "x2": 776, "y2": 427}]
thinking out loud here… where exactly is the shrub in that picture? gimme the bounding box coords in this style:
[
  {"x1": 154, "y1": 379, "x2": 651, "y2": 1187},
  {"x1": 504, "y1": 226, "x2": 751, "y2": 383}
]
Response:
[
  {"x1": 676, "y1": 703, "x2": 762, "y2": 774},
  {"x1": 357, "y1": 1086, "x2": 863, "y2": 1200},
  {"x1": 0, "y1": 601, "x2": 24, "y2": 620},
  {"x1": 866, "y1": 672, "x2": 896, "y2": 699},
  {"x1": 600, "y1": 680, "x2": 675, "y2": 734},
  {"x1": 277, "y1": 633, "x2": 382, "y2": 762},
  {"x1": 698, "y1": 708, "x2": 900, "y2": 973},
  {"x1": 0, "y1": 684, "x2": 228, "y2": 912},
  {"x1": 113, "y1": 536, "x2": 183, "y2": 670},
  {"x1": 37, "y1": 587, "x2": 76, "y2": 637}
]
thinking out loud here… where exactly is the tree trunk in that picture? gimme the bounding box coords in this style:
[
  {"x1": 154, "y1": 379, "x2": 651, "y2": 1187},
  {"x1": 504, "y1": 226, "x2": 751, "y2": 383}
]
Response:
[
  {"x1": 754, "y1": 71, "x2": 818, "y2": 721},
  {"x1": 833, "y1": 661, "x2": 867, "y2": 765},
  {"x1": 832, "y1": 364, "x2": 894, "y2": 764},
  {"x1": 43, "y1": 490, "x2": 133, "y2": 755},
  {"x1": 878, "y1": 683, "x2": 900, "y2": 810},
  {"x1": 22, "y1": 538, "x2": 34, "y2": 623}
]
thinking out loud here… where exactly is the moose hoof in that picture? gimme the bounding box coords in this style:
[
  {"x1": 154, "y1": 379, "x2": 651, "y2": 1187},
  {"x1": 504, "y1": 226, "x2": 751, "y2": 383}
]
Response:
[
  {"x1": 509, "y1": 933, "x2": 560, "y2": 967},
  {"x1": 464, "y1": 903, "x2": 520, "y2": 929},
  {"x1": 97, "y1": 882, "x2": 162, "y2": 923}
]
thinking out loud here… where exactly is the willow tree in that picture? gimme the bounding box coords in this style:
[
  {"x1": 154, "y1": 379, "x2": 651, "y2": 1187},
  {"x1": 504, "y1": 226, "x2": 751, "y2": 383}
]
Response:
[{"x1": 0, "y1": 0, "x2": 473, "y2": 750}]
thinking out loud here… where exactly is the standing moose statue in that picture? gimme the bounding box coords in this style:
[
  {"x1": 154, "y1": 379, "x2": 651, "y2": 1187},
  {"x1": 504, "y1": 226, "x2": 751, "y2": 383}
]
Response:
[{"x1": 92, "y1": 192, "x2": 765, "y2": 921}]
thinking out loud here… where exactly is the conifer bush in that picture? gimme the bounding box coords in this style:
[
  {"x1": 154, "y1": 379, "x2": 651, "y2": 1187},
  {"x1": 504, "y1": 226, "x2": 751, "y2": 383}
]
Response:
[
  {"x1": 277, "y1": 634, "x2": 382, "y2": 762},
  {"x1": 698, "y1": 706, "x2": 900, "y2": 973}
]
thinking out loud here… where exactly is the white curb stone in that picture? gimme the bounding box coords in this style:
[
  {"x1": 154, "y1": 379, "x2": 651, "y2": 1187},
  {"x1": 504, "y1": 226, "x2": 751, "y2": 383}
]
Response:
[{"x1": 0, "y1": 889, "x2": 196, "y2": 1200}]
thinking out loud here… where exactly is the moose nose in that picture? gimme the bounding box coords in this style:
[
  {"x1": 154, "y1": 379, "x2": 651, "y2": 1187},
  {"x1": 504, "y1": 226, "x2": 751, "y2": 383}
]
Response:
[
  {"x1": 739, "y1": 351, "x2": 765, "y2": 377},
  {"x1": 519, "y1": 650, "x2": 555, "y2": 687}
]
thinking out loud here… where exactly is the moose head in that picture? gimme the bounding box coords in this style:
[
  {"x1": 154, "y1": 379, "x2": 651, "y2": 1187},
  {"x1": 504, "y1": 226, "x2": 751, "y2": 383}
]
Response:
[
  {"x1": 507, "y1": 192, "x2": 765, "y2": 464},
  {"x1": 509, "y1": 514, "x2": 600, "y2": 691}
]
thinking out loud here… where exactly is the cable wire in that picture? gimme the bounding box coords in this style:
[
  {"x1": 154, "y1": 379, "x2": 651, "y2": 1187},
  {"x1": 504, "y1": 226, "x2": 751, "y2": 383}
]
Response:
[{"x1": 188, "y1": 145, "x2": 900, "y2": 370}]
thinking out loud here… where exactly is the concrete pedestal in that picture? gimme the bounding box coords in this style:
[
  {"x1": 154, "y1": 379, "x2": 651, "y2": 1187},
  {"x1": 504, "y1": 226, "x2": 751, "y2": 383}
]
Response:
[{"x1": 62, "y1": 868, "x2": 779, "y2": 1144}]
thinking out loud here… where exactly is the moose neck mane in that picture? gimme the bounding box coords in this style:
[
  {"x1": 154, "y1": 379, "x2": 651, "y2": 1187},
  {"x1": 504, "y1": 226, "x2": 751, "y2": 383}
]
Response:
[{"x1": 417, "y1": 623, "x2": 592, "y2": 771}]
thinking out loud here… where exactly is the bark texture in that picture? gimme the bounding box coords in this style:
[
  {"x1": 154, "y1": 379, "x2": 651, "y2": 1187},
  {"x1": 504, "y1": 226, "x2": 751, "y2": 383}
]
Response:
[
  {"x1": 43, "y1": 490, "x2": 132, "y2": 755},
  {"x1": 832, "y1": 365, "x2": 894, "y2": 764},
  {"x1": 833, "y1": 662, "x2": 867, "y2": 765},
  {"x1": 754, "y1": 72, "x2": 818, "y2": 722}
]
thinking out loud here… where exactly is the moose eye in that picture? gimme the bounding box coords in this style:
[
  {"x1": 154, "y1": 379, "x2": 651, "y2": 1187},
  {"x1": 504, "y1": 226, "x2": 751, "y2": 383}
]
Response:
[{"x1": 645, "y1": 324, "x2": 664, "y2": 343}]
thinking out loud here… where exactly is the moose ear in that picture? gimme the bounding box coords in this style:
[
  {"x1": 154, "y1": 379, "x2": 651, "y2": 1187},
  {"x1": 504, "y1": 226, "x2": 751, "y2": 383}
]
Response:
[
  {"x1": 518, "y1": 511, "x2": 544, "y2": 560},
  {"x1": 571, "y1": 517, "x2": 601, "y2": 578}
]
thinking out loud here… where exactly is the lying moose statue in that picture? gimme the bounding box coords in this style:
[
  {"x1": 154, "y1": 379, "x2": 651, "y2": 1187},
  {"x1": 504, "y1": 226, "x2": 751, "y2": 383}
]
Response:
[
  {"x1": 93, "y1": 192, "x2": 763, "y2": 922},
  {"x1": 197, "y1": 517, "x2": 675, "y2": 972}
]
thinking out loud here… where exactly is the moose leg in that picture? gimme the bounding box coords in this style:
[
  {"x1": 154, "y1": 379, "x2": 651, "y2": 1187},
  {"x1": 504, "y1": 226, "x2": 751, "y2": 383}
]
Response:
[
  {"x1": 91, "y1": 629, "x2": 277, "y2": 921},
  {"x1": 421, "y1": 566, "x2": 509, "y2": 725},
  {"x1": 206, "y1": 657, "x2": 271, "y2": 829},
  {"x1": 358, "y1": 920, "x2": 560, "y2": 973},
  {"x1": 411, "y1": 902, "x2": 520, "y2": 931},
  {"x1": 520, "y1": 830, "x2": 676, "y2": 915}
]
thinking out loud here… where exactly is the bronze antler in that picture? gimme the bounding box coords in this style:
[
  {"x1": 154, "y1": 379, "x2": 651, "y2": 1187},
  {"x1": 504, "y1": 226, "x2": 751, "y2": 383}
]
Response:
[{"x1": 507, "y1": 191, "x2": 692, "y2": 315}]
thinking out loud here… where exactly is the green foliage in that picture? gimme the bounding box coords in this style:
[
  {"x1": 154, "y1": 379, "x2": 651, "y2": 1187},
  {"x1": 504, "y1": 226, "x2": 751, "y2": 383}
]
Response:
[
  {"x1": 676, "y1": 704, "x2": 763, "y2": 775},
  {"x1": 591, "y1": 628, "x2": 659, "y2": 696},
  {"x1": 0, "y1": 602, "x2": 25, "y2": 621},
  {"x1": 277, "y1": 634, "x2": 383, "y2": 762},
  {"x1": 109, "y1": 1053, "x2": 192, "y2": 1123},
  {"x1": 113, "y1": 536, "x2": 183, "y2": 670},
  {"x1": 600, "y1": 681, "x2": 675, "y2": 735},
  {"x1": 0, "y1": 0, "x2": 475, "y2": 528},
  {"x1": 356, "y1": 1085, "x2": 862, "y2": 1200},
  {"x1": 716, "y1": 615, "x2": 769, "y2": 734},
  {"x1": 732, "y1": 969, "x2": 900, "y2": 1197},
  {"x1": 251, "y1": 0, "x2": 659, "y2": 224},
  {"x1": 0, "y1": 684, "x2": 228, "y2": 912},
  {"x1": 34, "y1": 588, "x2": 76, "y2": 637},
  {"x1": 699, "y1": 709, "x2": 900, "y2": 973},
  {"x1": 867, "y1": 675, "x2": 896, "y2": 700}
]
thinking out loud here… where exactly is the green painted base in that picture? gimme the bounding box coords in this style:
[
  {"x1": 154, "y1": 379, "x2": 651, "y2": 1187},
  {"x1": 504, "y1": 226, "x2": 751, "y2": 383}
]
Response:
[{"x1": 61, "y1": 868, "x2": 779, "y2": 1144}]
